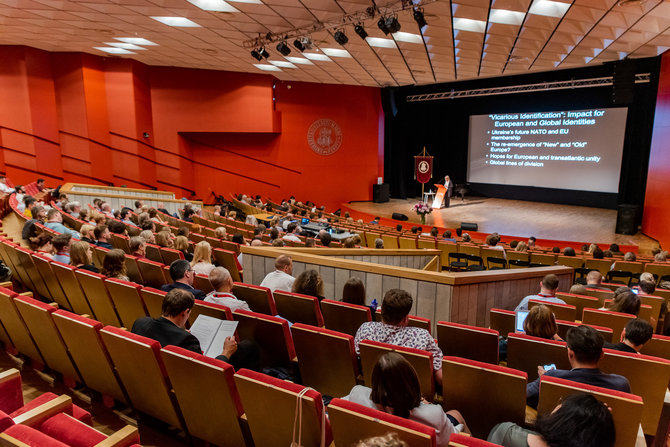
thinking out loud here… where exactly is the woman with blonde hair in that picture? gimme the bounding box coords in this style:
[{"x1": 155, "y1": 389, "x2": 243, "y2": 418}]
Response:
[
  {"x1": 79, "y1": 224, "x2": 96, "y2": 244},
  {"x1": 215, "y1": 226, "x2": 227, "y2": 240},
  {"x1": 191, "y1": 241, "x2": 215, "y2": 275},
  {"x1": 154, "y1": 230, "x2": 173, "y2": 248},
  {"x1": 70, "y1": 240, "x2": 99, "y2": 273},
  {"x1": 515, "y1": 241, "x2": 528, "y2": 252},
  {"x1": 101, "y1": 249, "x2": 129, "y2": 280},
  {"x1": 174, "y1": 235, "x2": 193, "y2": 262}
]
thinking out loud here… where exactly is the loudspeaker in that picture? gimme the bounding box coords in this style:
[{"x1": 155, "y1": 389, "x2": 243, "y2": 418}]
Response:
[
  {"x1": 392, "y1": 212, "x2": 408, "y2": 221},
  {"x1": 373, "y1": 183, "x2": 390, "y2": 203},
  {"x1": 612, "y1": 60, "x2": 635, "y2": 105},
  {"x1": 615, "y1": 204, "x2": 639, "y2": 235},
  {"x1": 460, "y1": 222, "x2": 478, "y2": 231}
]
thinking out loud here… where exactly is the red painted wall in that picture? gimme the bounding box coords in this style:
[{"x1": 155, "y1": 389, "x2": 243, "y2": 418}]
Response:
[
  {"x1": 0, "y1": 45, "x2": 383, "y2": 208},
  {"x1": 643, "y1": 51, "x2": 670, "y2": 247}
]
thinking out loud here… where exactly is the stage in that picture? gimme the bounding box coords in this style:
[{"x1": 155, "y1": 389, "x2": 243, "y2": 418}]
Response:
[{"x1": 346, "y1": 196, "x2": 658, "y2": 254}]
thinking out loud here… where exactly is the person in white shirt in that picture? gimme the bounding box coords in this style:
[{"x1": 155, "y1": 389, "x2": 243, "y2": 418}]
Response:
[
  {"x1": 282, "y1": 222, "x2": 301, "y2": 243},
  {"x1": 204, "y1": 267, "x2": 250, "y2": 312},
  {"x1": 0, "y1": 176, "x2": 13, "y2": 194},
  {"x1": 514, "y1": 274, "x2": 565, "y2": 312},
  {"x1": 259, "y1": 255, "x2": 295, "y2": 293}
]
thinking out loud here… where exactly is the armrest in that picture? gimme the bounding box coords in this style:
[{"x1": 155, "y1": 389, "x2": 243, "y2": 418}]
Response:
[
  {"x1": 94, "y1": 425, "x2": 140, "y2": 447},
  {"x1": 13, "y1": 395, "x2": 72, "y2": 428},
  {"x1": 0, "y1": 369, "x2": 23, "y2": 413}
]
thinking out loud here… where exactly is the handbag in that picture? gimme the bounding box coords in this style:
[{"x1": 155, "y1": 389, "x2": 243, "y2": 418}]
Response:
[{"x1": 291, "y1": 387, "x2": 326, "y2": 447}]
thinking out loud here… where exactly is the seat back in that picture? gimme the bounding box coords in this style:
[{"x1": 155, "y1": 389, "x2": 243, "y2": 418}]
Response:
[
  {"x1": 13, "y1": 296, "x2": 81, "y2": 385},
  {"x1": 188, "y1": 300, "x2": 233, "y2": 326},
  {"x1": 99, "y1": 326, "x2": 184, "y2": 429},
  {"x1": 555, "y1": 320, "x2": 613, "y2": 343},
  {"x1": 449, "y1": 433, "x2": 498, "y2": 446},
  {"x1": 274, "y1": 291, "x2": 324, "y2": 326},
  {"x1": 556, "y1": 256, "x2": 584, "y2": 269},
  {"x1": 529, "y1": 253, "x2": 555, "y2": 266},
  {"x1": 193, "y1": 274, "x2": 214, "y2": 294},
  {"x1": 110, "y1": 233, "x2": 131, "y2": 253},
  {"x1": 506, "y1": 333, "x2": 569, "y2": 381},
  {"x1": 291, "y1": 323, "x2": 359, "y2": 397},
  {"x1": 15, "y1": 247, "x2": 50, "y2": 298},
  {"x1": 232, "y1": 282, "x2": 277, "y2": 315},
  {"x1": 555, "y1": 292, "x2": 601, "y2": 318},
  {"x1": 582, "y1": 287, "x2": 614, "y2": 303},
  {"x1": 359, "y1": 340, "x2": 434, "y2": 400},
  {"x1": 582, "y1": 308, "x2": 635, "y2": 341},
  {"x1": 382, "y1": 234, "x2": 399, "y2": 249},
  {"x1": 585, "y1": 258, "x2": 614, "y2": 276},
  {"x1": 52, "y1": 310, "x2": 128, "y2": 404},
  {"x1": 73, "y1": 270, "x2": 121, "y2": 326},
  {"x1": 639, "y1": 295, "x2": 664, "y2": 328},
  {"x1": 436, "y1": 322, "x2": 499, "y2": 364},
  {"x1": 137, "y1": 259, "x2": 169, "y2": 289},
  {"x1": 31, "y1": 255, "x2": 70, "y2": 310},
  {"x1": 398, "y1": 237, "x2": 417, "y2": 249},
  {"x1": 91, "y1": 246, "x2": 108, "y2": 270},
  {"x1": 537, "y1": 375, "x2": 643, "y2": 447},
  {"x1": 104, "y1": 278, "x2": 148, "y2": 328},
  {"x1": 489, "y1": 308, "x2": 515, "y2": 337},
  {"x1": 235, "y1": 369, "x2": 331, "y2": 447},
  {"x1": 139, "y1": 287, "x2": 165, "y2": 318},
  {"x1": 459, "y1": 244, "x2": 480, "y2": 256},
  {"x1": 437, "y1": 242, "x2": 458, "y2": 268},
  {"x1": 600, "y1": 348, "x2": 670, "y2": 434},
  {"x1": 528, "y1": 299, "x2": 576, "y2": 322},
  {"x1": 612, "y1": 261, "x2": 644, "y2": 274},
  {"x1": 160, "y1": 346, "x2": 246, "y2": 447},
  {"x1": 640, "y1": 334, "x2": 670, "y2": 360},
  {"x1": 233, "y1": 309, "x2": 295, "y2": 368},
  {"x1": 213, "y1": 249, "x2": 242, "y2": 282},
  {"x1": 144, "y1": 244, "x2": 163, "y2": 264},
  {"x1": 159, "y1": 247, "x2": 184, "y2": 265},
  {"x1": 327, "y1": 398, "x2": 435, "y2": 447},
  {"x1": 644, "y1": 263, "x2": 670, "y2": 282},
  {"x1": 49, "y1": 262, "x2": 95, "y2": 316},
  {"x1": 442, "y1": 356, "x2": 527, "y2": 439},
  {"x1": 320, "y1": 299, "x2": 371, "y2": 336},
  {"x1": 0, "y1": 287, "x2": 44, "y2": 364},
  {"x1": 417, "y1": 238, "x2": 436, "y2": 250},
  {"x1": 124, "y1": 255, "x2": 143, "y2": 285}
]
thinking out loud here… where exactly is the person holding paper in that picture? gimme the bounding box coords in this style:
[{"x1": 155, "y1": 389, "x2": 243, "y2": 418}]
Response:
[{"x1": 205, "y1": 267, "x2": 251, "y2": 312}]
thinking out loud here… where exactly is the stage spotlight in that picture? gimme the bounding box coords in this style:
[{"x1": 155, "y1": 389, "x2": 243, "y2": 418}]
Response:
[
  {"x1": 251, "y1": 49, "x2": 262, "y2": 61},
  {"x1": 385, "y1": 15, "x2": 401, "y2": 33},
  {"x1": 413, "y1": 8, "x2": 427, "y2": 28},
  {"x1": 301, "y1": 36, "x2": 313, "y2": 50},
  {"x1": 293, "y1": 38, "x2": 305, "y2": 52},
  {"x1": 354, "y1": 24, "x2": 368, "y2": 39},
  {"x1": 276, "y1": 41, "x2": 291, "y2": 56},
  {"x1": 334, "y1": 30, "x2": 348, "y2": 45},
  {"x1": 260, "y1": 47, "x2": 270, "y2": 59},
  {"x1": 378, "y1": 16, "x2": 390, "y2": 34}
]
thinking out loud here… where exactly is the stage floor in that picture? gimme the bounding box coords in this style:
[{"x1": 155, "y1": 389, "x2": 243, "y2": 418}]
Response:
[{"x1": 347, "y1": 196, "x2": 658, "y2": 253}]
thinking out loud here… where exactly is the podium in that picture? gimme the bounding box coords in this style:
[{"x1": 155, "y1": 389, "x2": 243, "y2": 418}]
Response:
[{"x1": 431, "y1": 184, "x2": 446, "y2": 209}]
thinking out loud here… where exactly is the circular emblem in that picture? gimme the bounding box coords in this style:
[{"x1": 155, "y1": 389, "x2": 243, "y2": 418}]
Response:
[
  {"x1": 418, "y1": 160, "x2": 430, "y2": 174},
  {"x1": 307, "y1": 119, "x2": 342, "y2": 155}
]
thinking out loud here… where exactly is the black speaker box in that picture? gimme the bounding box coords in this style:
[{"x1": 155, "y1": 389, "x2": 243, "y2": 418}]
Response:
[
  {"x1": 373, "y1": 183, "x2": 390, "y2": 203},
  {"x1": 460, "y1": 222, "x2": 478, "y2": 231},
  {"x1": 612, "y1": 60, "x2": 635, "y2": 105},
  {"x1": 615, "y1": 204, "x2": 639, "y2": 235},
  {"x1": 392, "y1": 212, "x2": 408, "y2": 221}
]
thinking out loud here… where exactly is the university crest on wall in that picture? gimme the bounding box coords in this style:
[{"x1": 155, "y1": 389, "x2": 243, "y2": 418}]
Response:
[{"x1": 307, "y1": 119, "x2": 342, "y2": 155}]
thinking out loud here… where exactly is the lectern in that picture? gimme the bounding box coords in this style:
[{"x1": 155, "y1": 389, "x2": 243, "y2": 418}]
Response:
[{"x1": 432, "y1": 184, "x2": 446, "y2": 209}]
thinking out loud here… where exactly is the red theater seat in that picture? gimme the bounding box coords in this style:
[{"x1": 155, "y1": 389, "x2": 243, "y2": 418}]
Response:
[{"x1": 437, "y1": 321, "x2": 499, "y2": 364}]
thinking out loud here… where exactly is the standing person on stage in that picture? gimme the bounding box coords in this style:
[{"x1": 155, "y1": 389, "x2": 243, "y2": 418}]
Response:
[{"x1": 443, "y1": 175, "x2": 453, "y2": 208}]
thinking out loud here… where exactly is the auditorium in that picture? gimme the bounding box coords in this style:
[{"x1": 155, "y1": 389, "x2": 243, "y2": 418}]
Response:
[{"x1": 1, "y1": 0, "x2": 670, "y2": 446}]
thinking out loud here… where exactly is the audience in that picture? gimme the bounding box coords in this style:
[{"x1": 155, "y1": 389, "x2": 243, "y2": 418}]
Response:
[
  {"x1": 292, "y1": 269, "x2": 325, "y2": 301},
  {"x1": 101, "y1": 249, "x2": 129, "y2": 281},
  {"x1": 563, "y1": 246, "x2": 576, "y2": 256},
  {"x1": 174, "y1": 236, "x2": 193, "y2": 262},
  {"x1": 51, "y1": 233, "x2": 72, "y2": 264},
  {"x1": 154, "y1": 231, "x2": 173, "y2": 248},
  {"x1": 45, "y1": 208, "x2": 81, "y2": 239},
  {"x1": 70, "y1": 241, "x2": 99, "y2": 272},
  {"x1": 515, "y1": 274, "x2": 564, "y2": 312},
  {"x1": 94, "y1": 224, "x2": 113, "y2": 249},
  {"x1": 191, "y1": 241, "x2": 215, "y2": 276},
  {"x1": 374, "y1": 238, "x2": 384, "y2": 249},
  {"x1": 585, "y1": 271, "x2": 610, "y2": 291},
  {"x1": 525, "y1": 325, "x2": 630, "y2": 409},
  {"x1": 342, "y1": 353, "x2": 469, "y2": 446},
  {"x1": 259, "y1": 255, "x2": 295, "y2": 293},
  {"x1": 604, "y1": 318, "x2": 653, "y2": 353},
  {"x1": 30, "y1": 233, "x2": 53, "y2": 258},
  {"x1": 342, "y1": 277, "x2": 367, "y2": 306},
  {"x1": 205, "y1": 267, "x2": 250, "y2": 312},
  {"x1": 139, "y1": 229, "x2": 156, "y2": 245},
  {"x1": 129, "y1": 236, "x2": 146, "y2": 259},
  {"x1": 161, "y1": 259, "x2": 206, "y2": 300},
  {"x1": 605, "y1": 290, "x2": 640, "y2": 316}
]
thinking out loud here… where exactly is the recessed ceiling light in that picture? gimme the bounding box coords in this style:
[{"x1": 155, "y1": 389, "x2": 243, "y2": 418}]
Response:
[
  {"x1": 321, "y1": 48, "x2": 351, "y2": 57},
  {"x1": 392, "y1": 31, "x2": 423, "y2": 43},
  {"x1": 284, "y1": 56, "x2": 313, "y2": 65},
  {"x1": 269, "y1": 60, "x2": 297, "y2": 68},
  {"x1": 254, "y1": 64, "x2": 282, "y2": 71},
  {"x1": 151, "y1": 16, "x2": 201, "y2": 27},
  {"x1": 453, "y1": 18, "x2": 486, "y2": 33},
  {"x1": 365, "y1": 37, "x2": 397, "y2": 48},
  {"x1": 488, "y1": 9, "x2": 525, "y2": 25},
  {"x1": 94, "y1": 47, "x2": 136, "y2": 54},
  {"x1": 114, "y1": 37, "x2": 158, "y2": 46},
  {"x1": 186, "y1": 0, "x2": 238, "y2": 12},
  {"x1": 528, "y1": 0, "x2": 570, "y2": 18},
  {"x1": 105, "y1": 42, "x2": 146, "y2": 50},
  {"x1": 303, "y1": 52, "x2": 332, "y2": 61}
]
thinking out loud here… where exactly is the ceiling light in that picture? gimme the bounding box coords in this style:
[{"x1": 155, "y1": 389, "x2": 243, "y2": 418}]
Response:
[
  {"x1": 251, "y1": 49, "x2": 262, "y2": 61},
  {"x1": 151, "y1": 16, "x2": 201, "y2": 27},
  {"x1": 303, "y1": 52, "x2": 332, "y2": 61},
  {"x1": 94, "y1": 47, "x2": 136, "y2": 54},
  {"x1": 334, "y1": 30, "x2": 348, "y2": 45},
  {"x1": 365, "y1": 37, "x2": 397, "y2": 48},
  {"x1": 354, "y1": 24, "x2": 368, "y2": 39},
  {"x1": 489, "y1": 9, "x2": 525, "y2": 25},
  {"x1": 378, "y1": 17, "x2": 390, "y2": 35},
  {"x1": 276, "y1": 41, "x2": 291, "y2": 56},
  {"x1": 186, "y1": 0, "x2": 238, "y2": 12},
  {"x1": 453, "y1": 18, "x2": 486, "y2": 33},
  {"x1": 260, "y1": 47, "x2": 270, "y2": 59},
  {"x1": 413, "y1": 8, "x2": 427, "y2": 28},
  {"x1": 385, "y1": 16, "x2": 401, "y2": 33},
  {"x1": 392, "y1": 32, "x2": 423, "y2": 44},
  {"x1": 300, "y1": 37, "x2": 313, "y2": 50},
  {"x1": 284, "y1": 56, "x2": 313, "y2": 64},
  {"x1": 253, "y1": 64, "x2": 282, "y2": 71},
  {"x1": 269, "y1": 60, "x2": 297, "y2": 68},
  {"x1": 293, "y1": 38, "x2": 304, "y2": 52},
  {"x1": 114, "y1": 37, "x2": 157, "y2": 46},
  {"x1": 105, "y1": 42, "x2": 147, "y2": 50},
  {"x1": 528, "y1": 0, "x2": 570, "y2": 18},
  {"x1": 322, "y1": 48, "x2": 351, "y2": 57}
]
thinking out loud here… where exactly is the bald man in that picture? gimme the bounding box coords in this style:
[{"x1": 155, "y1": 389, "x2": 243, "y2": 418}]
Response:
[{"x1": 259, "y1": 254, "x2": 295, "y2": 293}]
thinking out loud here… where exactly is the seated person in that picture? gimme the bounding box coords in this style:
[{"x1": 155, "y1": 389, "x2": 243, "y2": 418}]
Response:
[
  {"x1": 585, "y1": 270, "x2": 611, "y2": 291},
  {"x1": 101, "y1": 249, "x2": 130, "y2": 281},
  {"x1": 174, "y1": 235, "x2": 193, "y2": 262},
  {"x1": 342, "y1": 277, "x2": 378, "y2": 313},
  {"x1": 342, "y1": 352, "x2": 469, "y2": 447},
  {"x1": 604, "y1": 318, "x2": 653, "y2": 353},
  {"x1": 45, "y1": 208, "x2": 81, "y2": 239},
  {"x1": 69, "y1": 240, "x2": 99, "y2": 272},
  {"x1": 488, "y1": 394, "x2": 614, "y2": 447},
  {"x1": 292, "y1": 269, "x2": 325, "y2": 301},
  {"x1": 605, "y1": 290, "x2": 640, "y2": 316},
  {"x1": 94, "y1": 224, "x2": 113, "y2": 249},
  {"x1": 526, "y1": 325, "x2": 630, "y2": 408},
  {"x1": 129, "y1": 236, "x2": 146, "y2": 259},
  {"x1": 52, "y1": 233, "x2": 72, "y2": 264},
  {"x1": 355, "y1": 288, "x2": 444, "y2": 384},
  {"x1": 259, "y1": 255, "x2": 295, "y2": 293},
  {"x1": 515, "y1": 274, "x2": 564, "y2": 312},
  {"x1": 161, "y1": 259, "x2": 206, "y2": 300},
  {"x1": 205, "y1": 267, "x2": 250, "y2": 312},
  {"x1": 191, "y1": 241, "x2": 215, "y2": 276},
  {"x1": 30, "y1": 233, "x2": 54, "y2": 258},
  {"x1": 499, "y1": 304, "x2": 562, "y2": 361}
]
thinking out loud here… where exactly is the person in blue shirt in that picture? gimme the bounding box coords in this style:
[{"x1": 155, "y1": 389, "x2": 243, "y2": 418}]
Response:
[
  {"x1": 51, "y1": 233, "x2": 72, "y2": 264},
  {"x1": 45, "y1": 208, "x2": 81, "y2": 239}
]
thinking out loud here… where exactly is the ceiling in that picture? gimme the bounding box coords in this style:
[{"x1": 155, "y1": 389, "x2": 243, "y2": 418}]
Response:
[{"x1": 0, "y1": 0, "x2": 669, "y2": 87}]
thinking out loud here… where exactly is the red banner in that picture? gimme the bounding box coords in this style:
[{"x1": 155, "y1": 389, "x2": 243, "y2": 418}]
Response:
[{"x1": 414, "y1": 156, "x2": 433, "y2": 184}]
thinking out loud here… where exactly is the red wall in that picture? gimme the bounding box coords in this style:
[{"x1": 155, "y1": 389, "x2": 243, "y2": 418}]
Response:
[
  {"x1": 643, "y1": 51, "x2": 670, "y2": 247},
  {"x1": 0, "y1": 46, "x2": 383, "y2": 209}
]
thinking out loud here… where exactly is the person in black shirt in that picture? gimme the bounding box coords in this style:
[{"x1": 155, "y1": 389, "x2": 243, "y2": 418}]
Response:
[
  {"x1": 604, "y1": 318, "x2": 653, "y2": 354},
  {"x1": 161, "y1": 259, "x2": 206, "y2": 300}
]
